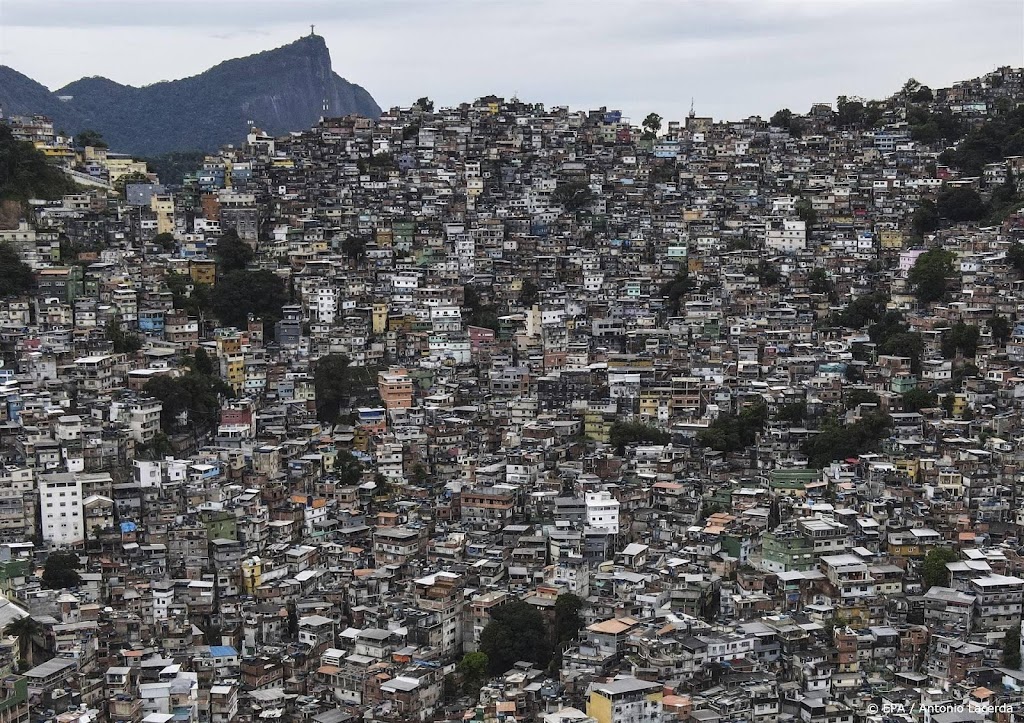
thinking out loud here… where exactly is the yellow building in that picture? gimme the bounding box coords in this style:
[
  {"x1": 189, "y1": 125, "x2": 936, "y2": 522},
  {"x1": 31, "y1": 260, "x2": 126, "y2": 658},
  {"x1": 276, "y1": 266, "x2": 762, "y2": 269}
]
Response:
[
  {"x1": 587, "y1": 678, "x2": 662, "y2": 723},
  {"x1": 879, "y1": 229, "x2": 905, "y2": 249},
  {"x1": 189, "y1": 259, "x2": 217, "y2": 286},
  {"x1": 372, "y1": 303, "x2": 389, "y2": 335},
  {"x1": 150, "y1": 194, "x2": 175, "y2": 235},
  {"x1": 106, "y1": 157, "x2": 149, "y2": 182},
  {"x1": 241, "y1": 557, "x2": 262, "y2": 595}
]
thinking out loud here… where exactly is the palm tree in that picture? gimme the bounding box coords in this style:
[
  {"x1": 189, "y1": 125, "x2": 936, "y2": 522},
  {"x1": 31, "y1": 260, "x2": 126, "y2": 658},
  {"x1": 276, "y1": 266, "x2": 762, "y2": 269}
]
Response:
[{"x1": 4, "y1": 616, "x2": 42, "y2": 668}]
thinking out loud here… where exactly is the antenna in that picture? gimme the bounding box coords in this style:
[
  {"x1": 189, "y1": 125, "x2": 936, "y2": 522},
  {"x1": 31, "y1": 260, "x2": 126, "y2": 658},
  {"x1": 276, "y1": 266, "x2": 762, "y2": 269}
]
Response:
[{"x1": 689, "y1": 98, "x2": 695, "y2": 119}]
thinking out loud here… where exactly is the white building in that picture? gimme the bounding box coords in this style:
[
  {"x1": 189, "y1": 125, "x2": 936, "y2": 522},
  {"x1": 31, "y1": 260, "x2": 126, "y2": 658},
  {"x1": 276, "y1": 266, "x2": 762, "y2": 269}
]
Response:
[
  {"x1": 585, "y1": 491, "x2": 620, "y2": 533},
  {"x1": 764, "y1": 219, "x2": 807, "y2": 253},
  {"x1": 40, "y1": 474, "x2": 85, "y2": 546}
]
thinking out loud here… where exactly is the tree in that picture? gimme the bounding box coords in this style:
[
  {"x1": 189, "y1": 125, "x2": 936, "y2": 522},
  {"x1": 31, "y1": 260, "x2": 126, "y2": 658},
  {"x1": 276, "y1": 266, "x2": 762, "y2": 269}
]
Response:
[
  {"x1": 908, "y1": 248, "x2": 955, "y2": 304},
  {"x1": 0, "y1": 243, "x2": 36, "y2": 298},
  {"x1": 553, "y1": 594, "x2": 584, "y2": 646},
  {"x1": 415, "y1": 97, "x2": 434, "y2": 113},
  {"x1": 777, "y1": 402, "x2": 807, "y2": 424},
  {"x1": 921, "y1": 547, "x2": 957, "y2": 590},
  {"x1": 1003, "y1": 625, "x2": 1021, "y2": 669},
  {"x1": 911, "y1": 199, "x2": 940, "y2": 238},
  {"x1": 802, "y1": 411, "x2": 891, "y2": 468},
  {"x1": 335, "y1": 450, "x2": 364, "y2": 487},
  {"x1": 105, "y1": 320, "x2": 142, "y2": 354},
  {"x1": 210, "y1": 270, "x2": 288, "y2": 331},
  {"x1": 836, "y1": 96, "x2": 865, "y2": 128},
  {"x1": 342, "y1": 234, "x2": 368, "y2": 264},
  {"x1": 795, "y1": 198, "x2": 818, "y2": 227},
  {"x1": 989, "y1": 315, "x2": 1012, "y2": 345},
  {"x1": 552, "y1": 181, "x2": 593, "y2": 212},
  {"x1": 74, "y1": 129, "x2": 108, "y2": 149},
  {"x1": 902, "y1": 388, "x2": 936, "y2": 413},
  {"x1": 942, "y1": 394, "x2": 955, "y2": 418},
  {"x1": 936, "y1": 187, "x2": 986, "y2": 223},
  {"x1": 151, "y1": 232, "x2": 176, "y2": 251},
  {"x1": 144, "y1": 371, "x2": 233, "y2": 434},
  {"x1": 456, "y1": 652, "x2": 489, "y2": 697},
  {"x1": 609, "y1": 421, "x2": 670, "y2": 455},
  {"x1": 807, "y1": 269, "x2": 831, "y2": 296},
  {"x1": 0, "y1": 124, "x2": 78, "y2": 202},
  {"x1": 642, "y1": 113, "x2": 663, "y2": 136},
  {"x1": 770, "y1": 108, "x2": 803, "y2": 137},
  {"x1": 941, "y1": 323, "x2": 981, "y2": 359},
  {"x1": 479, "y1": 600, "x2": 550, "y2": 674},
  {"x1": 313, "y1": 354, "x2": 359, "y2": 424},
  {"x1": 845, "y1": 388, "x2": 880, "y2": 410},
  {"x1": 519, "y1": 278, "x2": 539, "y2": 307},
  {"x1": 42, "y1": 551, "x2": 82, "y2": 590},
  {"x1": 214, "y1": 229, "x2": 253, "y2": 274},
  {"x1": 757, "y1": 260, "x2": 781, "y2": 288},
  {"x1": 4, "y1": 616, "x2": 42, "y2": 668},
  {"x1": 1010, "y1": 243, "x2": 1024, "y2": 275},
  {"x1": 190, "y1": 348, "x2": 216, "y2": 377}
]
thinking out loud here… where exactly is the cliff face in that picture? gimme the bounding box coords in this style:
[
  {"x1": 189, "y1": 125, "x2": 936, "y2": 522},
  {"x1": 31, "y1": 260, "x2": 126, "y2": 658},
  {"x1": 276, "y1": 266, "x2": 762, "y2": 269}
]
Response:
[{"x1": 0, "y1": 35, "x2": 381, "y2": 155}]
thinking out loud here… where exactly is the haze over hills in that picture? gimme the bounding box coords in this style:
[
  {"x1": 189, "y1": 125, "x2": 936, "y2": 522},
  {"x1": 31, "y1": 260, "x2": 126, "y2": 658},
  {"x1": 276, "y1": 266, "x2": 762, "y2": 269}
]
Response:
[{"x1": 0, "y1": 34, "x2": 381, "y2": 155}]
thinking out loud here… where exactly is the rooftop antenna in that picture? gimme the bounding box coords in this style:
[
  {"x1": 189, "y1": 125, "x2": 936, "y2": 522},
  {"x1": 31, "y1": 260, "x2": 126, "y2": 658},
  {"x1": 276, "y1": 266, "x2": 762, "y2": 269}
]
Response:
[{"x1": 689, "y1": 98, "x2": 695, "y2": 119}]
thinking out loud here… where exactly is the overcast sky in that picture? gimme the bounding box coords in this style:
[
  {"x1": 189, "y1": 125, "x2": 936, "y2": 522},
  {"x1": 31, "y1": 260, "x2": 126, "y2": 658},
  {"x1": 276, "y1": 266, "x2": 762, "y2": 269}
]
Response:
[{"x1": 2, "y1": 0, "x2": 1021, "y2": 124}]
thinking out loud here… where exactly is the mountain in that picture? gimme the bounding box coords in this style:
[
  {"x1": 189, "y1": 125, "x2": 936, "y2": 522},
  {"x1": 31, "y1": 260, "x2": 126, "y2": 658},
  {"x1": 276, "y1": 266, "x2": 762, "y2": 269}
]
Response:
[{"x1": 0, "y1": 35, "x2": 381, "y2": 155}]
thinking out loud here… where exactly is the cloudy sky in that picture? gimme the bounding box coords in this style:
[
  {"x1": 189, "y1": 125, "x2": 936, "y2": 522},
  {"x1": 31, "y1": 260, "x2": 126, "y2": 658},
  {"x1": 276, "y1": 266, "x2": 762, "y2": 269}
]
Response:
[{"x1": 2, "y1": 0, "x2": 1021, "y2": 124}]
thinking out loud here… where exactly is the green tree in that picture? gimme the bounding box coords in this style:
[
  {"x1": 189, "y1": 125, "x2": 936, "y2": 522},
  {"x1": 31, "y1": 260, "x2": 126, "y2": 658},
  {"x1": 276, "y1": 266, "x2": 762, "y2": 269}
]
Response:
[
  {"x1": 845, "y1": 388, "x2": 880, "y2": 410},
  {"x1": 770, "y1": 108, "x2": 803, "y2": 137},
  {"x1": 210, "y1": 270, "x2": 288, "y2": 331},
  {"x1": 908, "y1": 248, "x2": 955, "y2": 304},
  {"x1": 456, "y1": 652, "x2": 489, "y2": 697},
  {"x1": 552, "y1": 181, "x2": 593, "y2": 211},
  {"x1": 415, "y1": 97, "x2": 434, "y2": 113},
  {"x1": 190, "y1": 348, "x2": 216, "y2": 377},
  {"x1": 553, "y1": 594, "x2": 584, "y2": 646},
  {"x1": 152, "y1": 232, "x2": 176, "y2": 251},
  {"x1": 143, "y1": 372, "x2": 233, "y2": 434},
  {"x1": 911, "y1": 199, "x2": 939, "y2": 238},
  {"x1": 42, "y1": 551, "x2": 82, "y2": 590},
  {"x1": 74, "y1": 129, "x2": 108, "y2": 149},
  {"x1": 836, "y1": 96, "x2": 865, "y2": 127},
  {"x1": 342, "y1": 234, "x2": 368, "y2": 263},
  {"x1": 921, "y1": 547, "x2": 957, "y2": 590},
  {"x1": 777, "y1": 402, "x2": 807, "y2": 424},
  {"x1": 1010, "y1": 243, "x2": 1024, "y2": 275},
  {"x1": 902, "y1": 388, "x2": 936, "y2": 412},
  {"x1": 214, "y1": 229, "x2": 253, "y2": 274},
  {"x1": 335, "y1": 450, "x2": 364, "y2": 487},
  {"x1": 642, "y1": 113, "x2": 663, "y2": 136},
  {"x1": 3, "y1": 616, "x2": 42, "y2": 668},
  {"x1": 989, "y1": 315, "x2": 1012, "y2": 345},
  {"x1": 609, "y1": 421, "x2": 670, "y2": 455},
  {"x1": 795, "y1": 198, "x2": 818, "y2": 227},
  {"x1": 0, "y1": 243, "x2": 36, "y2": 298},
  {"x1": 807, "y1": 269, "x2": 831, "y2": 296},
  {"x1": 936, "y1": 187, "x2": 986, "y2": 223},
  {"x1": 105, "y1": 320, "x2": 142, "y2": 354},
  {"x1": 941, "y1": 323, "x2": 981, "y2": 359},
  {"x1": 519, "y1": 278, "x2": 539, "y2": 307},
  {"x1": 0, "y1": 124, "x2": 78, "y2": 202},
  {"x1": 479, "y1": 600, "x2": 550, "y2": 674},
  {"x1": 1003, "y1": 625, "x2": 1021, "y2": 669},
  {"x1": 802, "y1": 411, "x2": 891, "y2": 468},
  {"x1": 314, "y1": 354, "x2": 353, "y2": 423}
]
